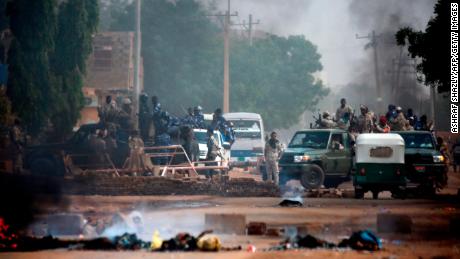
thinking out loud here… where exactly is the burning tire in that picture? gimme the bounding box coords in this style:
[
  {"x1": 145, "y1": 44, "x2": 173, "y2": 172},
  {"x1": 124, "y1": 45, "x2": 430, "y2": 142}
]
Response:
[{"x1": 300, "y1": 165, "x2": 324, "y2": 189}]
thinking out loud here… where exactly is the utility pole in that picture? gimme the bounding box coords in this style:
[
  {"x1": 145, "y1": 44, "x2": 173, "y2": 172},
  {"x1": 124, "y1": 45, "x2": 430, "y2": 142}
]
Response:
[
  {"x1": 240, "y1": 14, "x2": 260, "y2": 46},
  {"x1": 133, "y1": 0, "x2": 141, "y2": 129},
  {"x1": 356, "y1": 30, "x2": 383, "y2": 110},
  {"x1": 207, "y1": 0, "x2": 237, "y2": 113}
]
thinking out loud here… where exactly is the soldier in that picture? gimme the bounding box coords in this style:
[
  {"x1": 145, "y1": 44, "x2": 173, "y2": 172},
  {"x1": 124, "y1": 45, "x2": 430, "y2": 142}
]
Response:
[
  {"x1": 357, "y1": 105, "x2": 373, "y2": 133},
  {"x1": 139, "y1": 93, "x2": 151, "y2": 140},
  {"x1": 390, "y1": 107, "x2": 408, "y2": 131},
  {"x1": 193, "y1": 106, "x2": 205, "y2": 129},
  {"x1": 335, "y1": 98, "x2": 353, "y2": 130},
  {"x1": 126, "y1": 130, "x2": 149, "y2": 174},
  {"x1": 320, "y1": 111, "x2": 336, "y2": 129},
  {"x1": 211, "y1": 108, "x2": 227, "y2": 132},
  {"x1": 264, "y1": 131, "x2": 282, "y2": 184},
  {"x1": 118, "y1": 97, "x2": 134, "y2": 131},
  {"x1": 182, "y1": 107, "x2": 195, "y2": 127},
  {"x1": 181, "y1": 126, "x2": 199, "y2": 162},
  {"x1": 374, "y1": 115, "x2": 390, "y2": 133},
  {"x1": 98, "y1": 95, "x2": 119, "y2": 125},
  {"x1": 206, "y1": 128, "x2": 220, "y2": 178}
]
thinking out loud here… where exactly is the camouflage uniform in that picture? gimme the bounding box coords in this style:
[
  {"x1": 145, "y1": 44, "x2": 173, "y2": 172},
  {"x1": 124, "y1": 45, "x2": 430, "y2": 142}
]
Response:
[
  {"x1": 357, "y1": 112, "x2": 373, "y2": 133},
  {"x1": 335, "y1": 105, "x2": 353, "y2": 129},
  {"x1": 390, "y1": 112, "x2": 408, "y2": 131},
  {"x1": 264, "y1": 139, "x2": 282, "y2": 184}
]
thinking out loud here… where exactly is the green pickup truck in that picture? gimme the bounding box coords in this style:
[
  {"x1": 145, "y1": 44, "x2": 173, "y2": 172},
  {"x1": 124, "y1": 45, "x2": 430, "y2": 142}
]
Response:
[
  {"x1": 278, "y1": 129, "x2": 353, "y2": 189},
  {"x1": 394, "y1": 131, "x2": 448, "y2": 194}
]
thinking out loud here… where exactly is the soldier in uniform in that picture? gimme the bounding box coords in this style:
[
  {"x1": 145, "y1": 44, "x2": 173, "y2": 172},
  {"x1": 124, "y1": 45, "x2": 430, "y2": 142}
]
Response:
[
  {"x1": 126, "y1": 130, "x2": 151, "y2": 174},
  {"x1": 151, "y1": 96, "x2": 162, "y2": 138},
  {"x1": 98, "y1": 95, "x2": 119, "y2": 125},
  {"x1": 139, "y1": 93, "x2": 151, "y2": 140},
  {"x1": 374, "y1": 115, "x2": 391, "y2": 133},
  {"x1": 182, "y1": 107, "x2": 195, "y2": 127},
  {"x1": 211, "y1": 108, "x2": 227, "y2": 132},
  {"x1": 264, "y1": 131, "x2": 282, "y2": 184},
  {"x1": 390, "y1": 107, "x2": 408, "y2": 131},
  {"x1": 320, "y1": 111, "x2": 336, "y2": 129},
  {"x1": 335, "y1": 98, "x2": 353, "y2": 130},
  {"x1": 193, "y1": 106, "x2": 205, "y2": 129},
  {"x1": 357, "y1": 105, "x2": 373, "y2": 133},
  {"x1": 206, "y1": 128, "x2": 220, "y2": 178}
]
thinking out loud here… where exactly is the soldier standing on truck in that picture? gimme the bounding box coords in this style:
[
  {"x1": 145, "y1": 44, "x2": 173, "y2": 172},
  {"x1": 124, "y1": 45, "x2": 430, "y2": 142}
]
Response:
[
  {"x1": 335, "y1": 98, "x2": 353, "y2": 130},
  {"x1": 320, "y1": 111, "x2": 336, "y2": 129},
  {"x1": 357, "y1": 105, "x2": 373, "y2": 133},
  {"x1": 264, "y1": 131, "x2": 282, "y2": 184}
]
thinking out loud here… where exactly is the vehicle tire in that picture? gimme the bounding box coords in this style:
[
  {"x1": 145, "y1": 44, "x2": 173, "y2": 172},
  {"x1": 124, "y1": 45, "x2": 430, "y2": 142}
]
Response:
[
  {"x1": 372, "y1": 190, "x2": 379, "y2": 200},
  {"x1": 354, "y1": 188, "x2": 365, "y2": 199},
  {"x1": 300, "y1": 165, "x2": 325, "y2": 189},
  {"x1": 30, "y1": 157, "x2": 59, "y2": 176}
]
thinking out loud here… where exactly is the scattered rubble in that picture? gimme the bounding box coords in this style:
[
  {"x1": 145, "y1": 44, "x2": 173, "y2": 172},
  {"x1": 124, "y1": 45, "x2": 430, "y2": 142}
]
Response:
[{"x1": 279, "y1": 199, "x2": 303, "y2": 207}]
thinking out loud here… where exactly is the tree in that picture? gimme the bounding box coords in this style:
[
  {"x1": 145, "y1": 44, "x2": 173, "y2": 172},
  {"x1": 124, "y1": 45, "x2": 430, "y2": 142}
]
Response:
[
  {"x1": 112, "y1": 0, "x2": 328, "y2": 129},
  {"x1": 50, "y1": 0, "x2": 99, "y2": 138},
  {"x1": 6, "y1": 0, "x2": 57, "y2": 136},
  {"x1": 396, "y1": 0, "x2": 451, "y2": 93}
]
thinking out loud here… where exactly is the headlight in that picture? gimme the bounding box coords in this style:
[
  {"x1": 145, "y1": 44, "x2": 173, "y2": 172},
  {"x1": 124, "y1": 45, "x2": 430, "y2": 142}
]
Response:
[
  {"x1": 294, "y1": 155, "x2": 310, "y2": 163},
  {"x1": 433, "y1": 155, "x2": 444, "y2": 163}
]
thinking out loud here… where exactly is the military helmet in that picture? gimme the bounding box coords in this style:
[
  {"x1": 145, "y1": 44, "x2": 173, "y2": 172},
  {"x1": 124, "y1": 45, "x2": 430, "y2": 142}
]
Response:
[{"x1": 194, "y1": 106, "x2": 203, "y2": 112}]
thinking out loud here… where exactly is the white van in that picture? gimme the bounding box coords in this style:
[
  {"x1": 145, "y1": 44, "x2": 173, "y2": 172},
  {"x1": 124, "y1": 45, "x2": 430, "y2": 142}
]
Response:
[
  {"x1": 193, "y1": 129, "x2": 230, "y2": 162},
  {"x1": 223, "y1": 112, "x2": 265, "y2": 166}
]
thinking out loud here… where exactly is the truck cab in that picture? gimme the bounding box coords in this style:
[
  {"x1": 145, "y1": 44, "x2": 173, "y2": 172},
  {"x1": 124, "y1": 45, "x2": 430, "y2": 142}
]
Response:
[
  {"x1": 279, "y1": 129, "x2": 353, "y2": 189},
  {"x1": 394, "y1": 131, "x2": 448, "y2": 193}
]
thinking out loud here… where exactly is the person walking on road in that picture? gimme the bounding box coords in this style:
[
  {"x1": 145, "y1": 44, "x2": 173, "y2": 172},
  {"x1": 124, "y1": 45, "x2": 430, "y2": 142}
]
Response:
[{"x1": 264, "y1": 131, "x2": 282, "y2": 185}]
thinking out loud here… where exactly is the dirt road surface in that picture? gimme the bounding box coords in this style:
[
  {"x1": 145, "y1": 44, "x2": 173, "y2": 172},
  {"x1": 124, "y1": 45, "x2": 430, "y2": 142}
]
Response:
[{"x1": 1, "y1": 172, "x2": 459, "y2": 259}]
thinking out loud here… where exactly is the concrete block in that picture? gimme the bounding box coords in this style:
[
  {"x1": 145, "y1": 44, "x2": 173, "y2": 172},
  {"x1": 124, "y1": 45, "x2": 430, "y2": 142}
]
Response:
[
  {"x1": 377, "y1": 213, "x2": 412, "y2": 234},
  {"x1": 205, "y1": 213, "x2": 246, "y2": 234},
  {"x1": 247, "y1": 222, "x2": 267, "y2": 235}
]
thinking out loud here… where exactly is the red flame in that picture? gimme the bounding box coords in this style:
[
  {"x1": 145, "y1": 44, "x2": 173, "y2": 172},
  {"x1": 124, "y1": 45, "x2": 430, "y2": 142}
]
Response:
[{"x1": 0, "y1": 217, "x2": 18, "y2": 250}]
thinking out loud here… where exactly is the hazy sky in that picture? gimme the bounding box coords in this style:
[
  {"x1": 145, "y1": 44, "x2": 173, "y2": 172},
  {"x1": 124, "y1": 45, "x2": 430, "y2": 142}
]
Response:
[{"x1": 209, "y1": 0, "x2": 435, "y2": 88}]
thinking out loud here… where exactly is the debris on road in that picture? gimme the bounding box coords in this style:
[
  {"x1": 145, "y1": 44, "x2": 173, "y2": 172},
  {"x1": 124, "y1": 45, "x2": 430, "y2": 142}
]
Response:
[
  {"x1": 269, "y1": 230, "x2": 381, "y2": 252},
  {"x1": 279, "y1": 199, "x2": 303, "y2": 207}
]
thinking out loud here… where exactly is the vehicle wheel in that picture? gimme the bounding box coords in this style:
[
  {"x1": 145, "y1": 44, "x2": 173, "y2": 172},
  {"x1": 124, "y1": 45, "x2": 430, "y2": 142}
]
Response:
[
  {"x1": 300, "y1": 165, "x2": 325, "y2": 189},
  {"x1": 354, "y1": 188, "x2": 365, "y2": 199},
  {"x1": 372, "y1": 190, "x2": 379, "y2": 200},
  {"x1": 30, "y1": 157, "x2": 59, "y2": 176}
]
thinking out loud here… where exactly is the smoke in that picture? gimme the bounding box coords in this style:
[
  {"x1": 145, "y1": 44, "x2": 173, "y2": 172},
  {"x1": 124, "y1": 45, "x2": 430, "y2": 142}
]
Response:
[
  {"x1": 0, "y1": 174, "x2": 67, "y2": 231},
  {"x1": 344, "y1": 0, "x2": 436, "y2": 115}
]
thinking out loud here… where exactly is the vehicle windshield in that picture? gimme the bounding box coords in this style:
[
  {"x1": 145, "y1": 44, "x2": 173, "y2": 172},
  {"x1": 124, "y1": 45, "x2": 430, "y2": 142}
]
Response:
[
  {"x1": 288, "y1": 131, "x2": 330, "y2": 149},
  {"x1": 229, "y1": 120, "x2": 261, "y2": 139},
  {"x1": 194, "y1": 131, "x2": 220, "y2": 144},
  {"x1": 399, "y1": 133, "x2": 435, "y2": 149}
]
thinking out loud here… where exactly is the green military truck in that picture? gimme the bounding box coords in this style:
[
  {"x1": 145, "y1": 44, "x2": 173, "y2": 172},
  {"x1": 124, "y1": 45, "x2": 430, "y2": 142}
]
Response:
[
  {"x1": 278, "y1": 129, "x2": 353, "y2": 189},
  {"x1": 394, "y1": 131, "x2": 448, "y2": 194}
]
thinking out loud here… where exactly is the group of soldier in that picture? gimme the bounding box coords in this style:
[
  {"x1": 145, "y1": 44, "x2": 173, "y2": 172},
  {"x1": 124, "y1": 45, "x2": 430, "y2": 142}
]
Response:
[
  {"x1": 96, "y1": 93, "x2": 236, "y2": 173},
  {"x1": 319, "y1": 98, "x2": 433, "y2": 139}
]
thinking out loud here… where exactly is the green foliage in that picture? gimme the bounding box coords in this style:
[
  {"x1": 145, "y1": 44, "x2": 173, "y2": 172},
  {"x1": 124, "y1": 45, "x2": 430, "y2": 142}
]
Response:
[
  {"x1": 50, "y1": 0, "x2": 99, "y2": 138},
  {"x1": 395, "y1": 0, "x2": 450, "y2": 93},
  {"x1": 6, "y1": 0, "x2": 57, "y2": 135},
  {"x1": 5, "y1": 0, "x2": 98, "y2": 137},
  {"x1": 111, "y1": 0, "x2": 328, "y2": 130}
]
